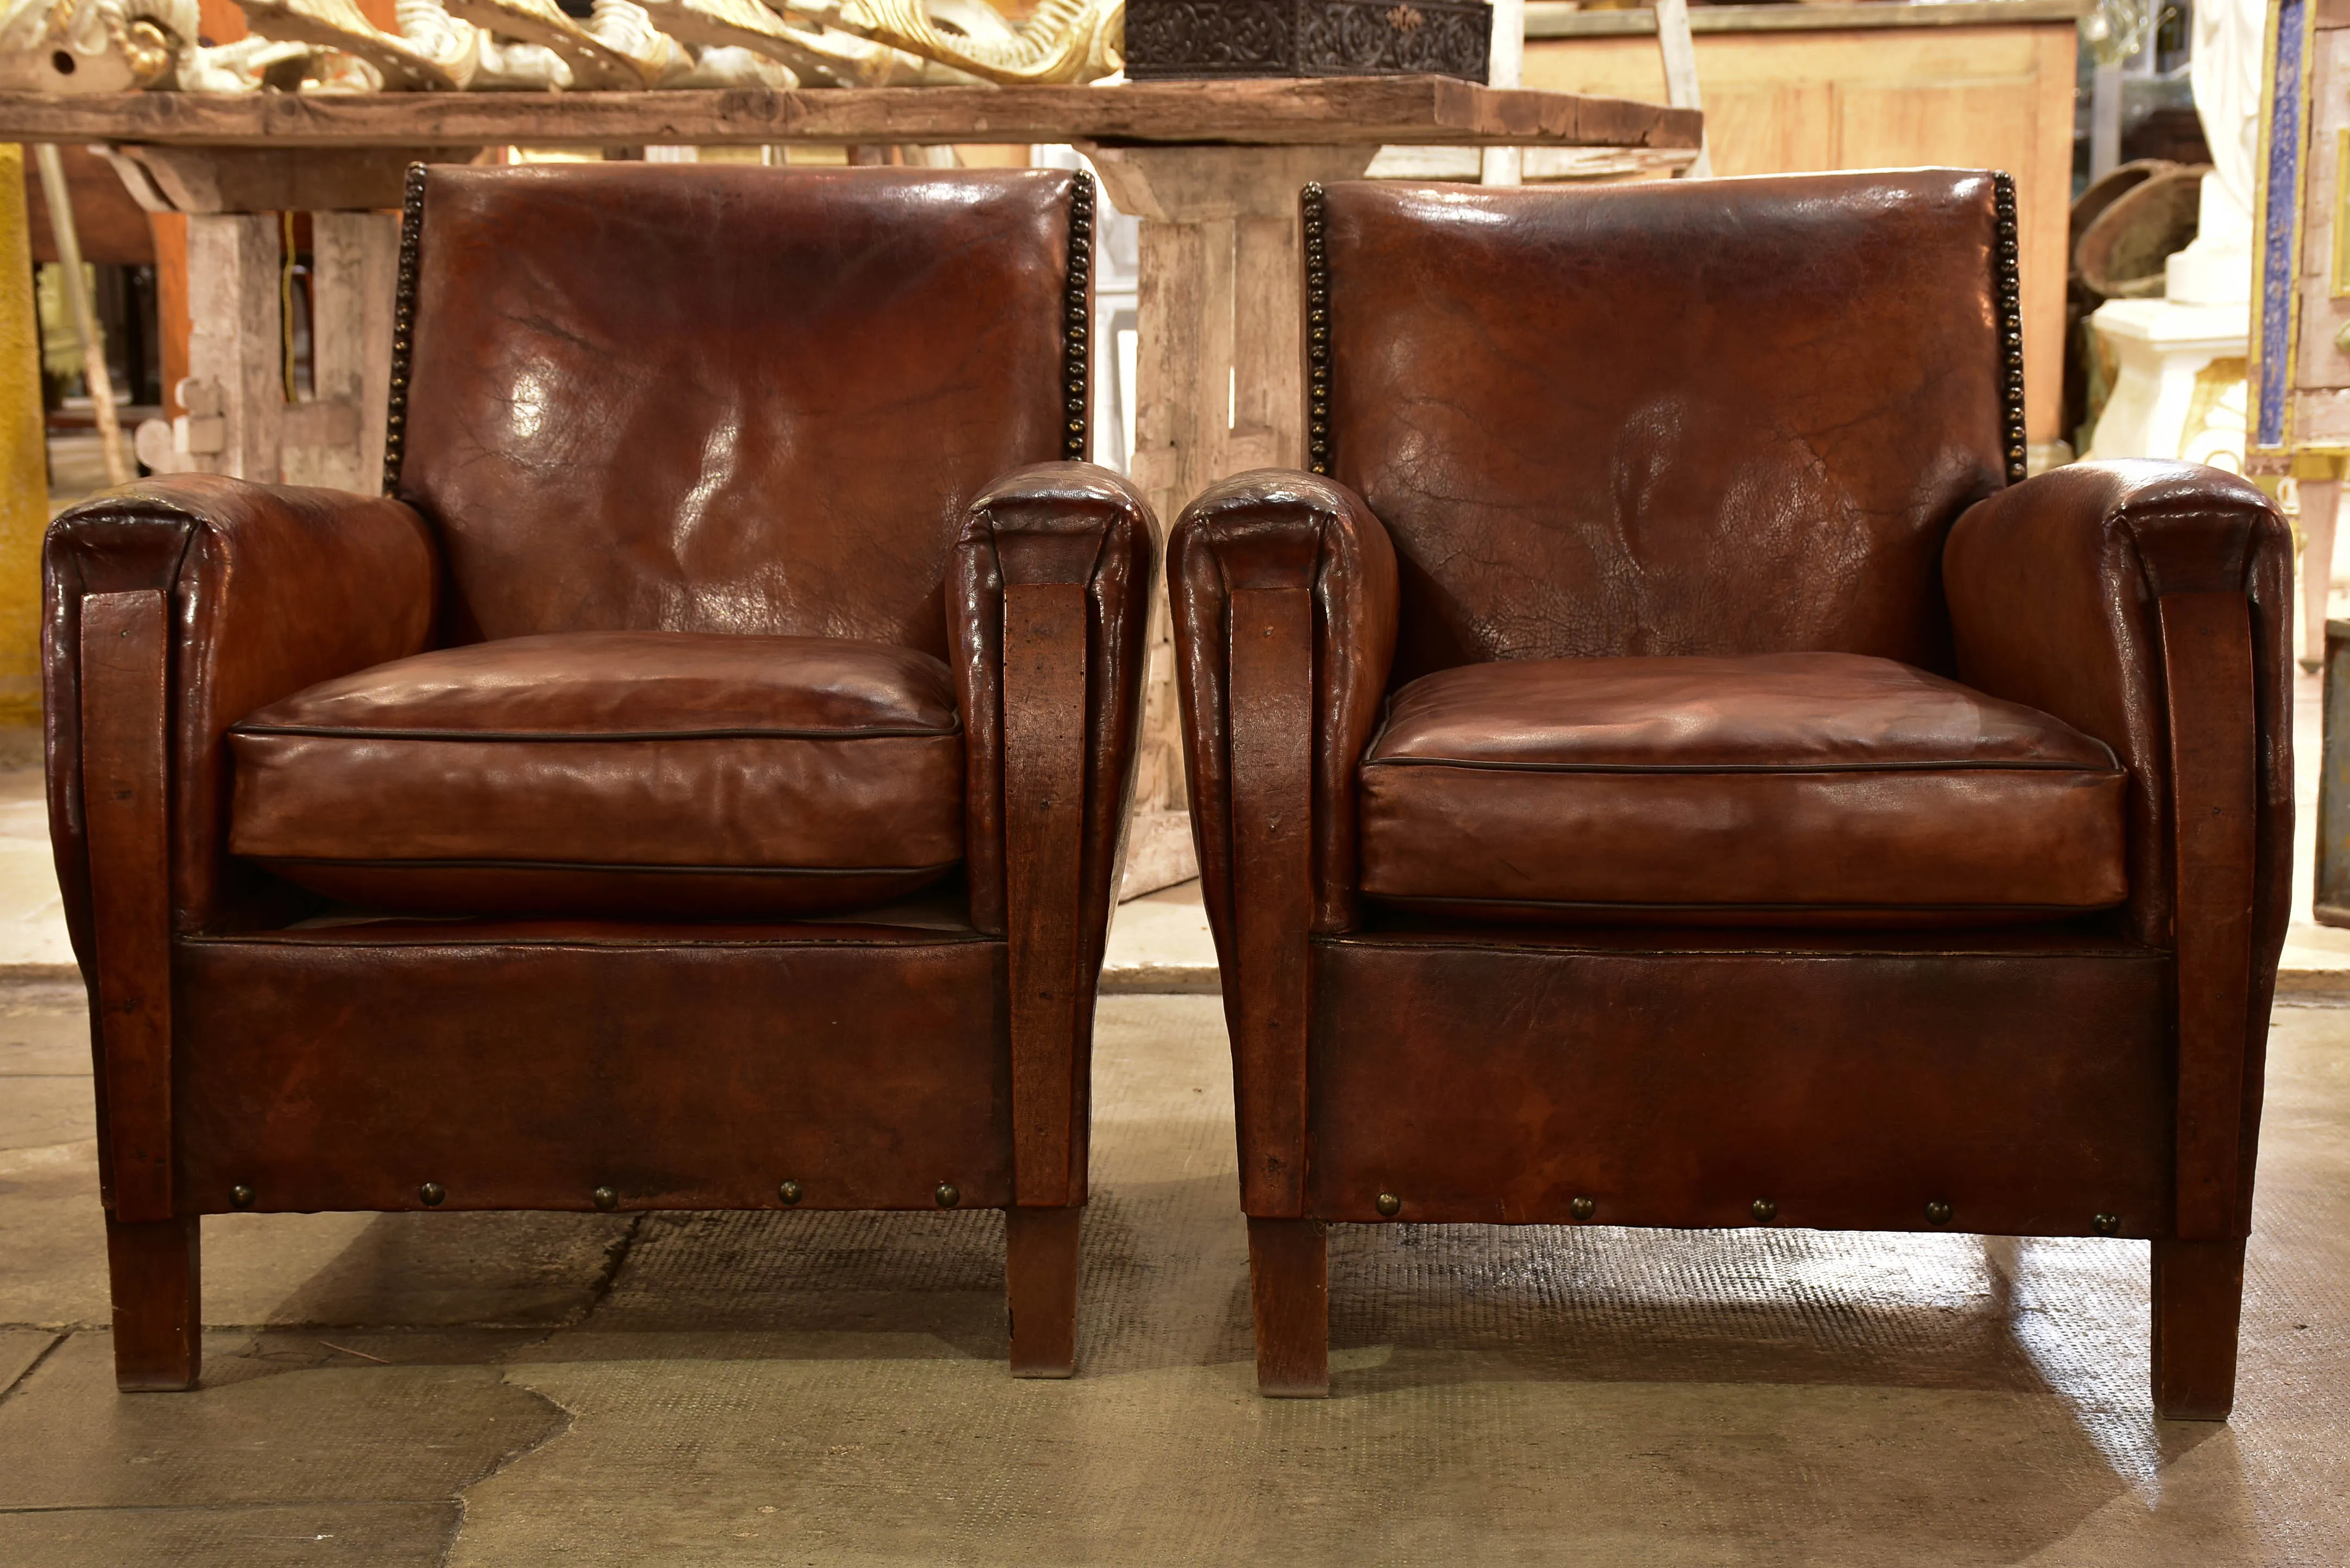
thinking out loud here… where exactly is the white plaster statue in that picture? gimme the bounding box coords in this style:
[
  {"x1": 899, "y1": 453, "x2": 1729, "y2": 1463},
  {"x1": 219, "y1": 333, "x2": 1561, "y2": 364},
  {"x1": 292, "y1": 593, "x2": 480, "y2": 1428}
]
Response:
[
  {"x1": 793, "y1": 0, "x2": 1123, "y2": 84},
  {"x1": 471, "y1": 29, "x2": 573, "y2": 88},
  {"x1": 2166, "y1": 0, "x2": 2267, "y2": 304},
  {"x1": 640, "y1": 0, "x2": 977, "y2": 86},
  {"x1": 2086, "y1": 0, "x2": 2265, "y2": 465},
  {"x1": 239, "y1": 0, "x2": 481, "y2": 88}
]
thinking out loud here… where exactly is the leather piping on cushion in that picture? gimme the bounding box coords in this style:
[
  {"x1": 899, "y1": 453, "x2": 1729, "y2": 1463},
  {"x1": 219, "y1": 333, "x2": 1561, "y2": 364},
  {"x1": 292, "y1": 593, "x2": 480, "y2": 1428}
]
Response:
[
  {"x1": 238, "y1": 861, "x2": 959, "y2": 922},
  {"x1": 1356, "y1": 767, "x2": 2130, "y2": 924},
  {"x1": 1363, "y1": 898, "x2": 2125, "y2": 930},
  {"x1": 1356, "y1": 652, "x2": 2130, "y2": 925},
  {"x1": 228, "y1": 631, "x2": 966, "y2": 919}
]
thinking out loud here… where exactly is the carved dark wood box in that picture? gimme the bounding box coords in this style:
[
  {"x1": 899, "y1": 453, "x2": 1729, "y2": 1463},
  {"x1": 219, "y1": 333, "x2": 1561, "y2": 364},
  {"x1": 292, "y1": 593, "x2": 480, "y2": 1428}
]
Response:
[{"x1": 1124, "y1": 0, "x2": 1492, "y2": 81}]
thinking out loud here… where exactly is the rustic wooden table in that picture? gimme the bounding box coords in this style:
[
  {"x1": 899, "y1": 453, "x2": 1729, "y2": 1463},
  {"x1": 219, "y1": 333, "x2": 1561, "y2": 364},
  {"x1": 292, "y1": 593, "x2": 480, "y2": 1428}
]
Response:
[{"x1": 0, "y1": 77, "x2": 1701, "y2": 869}]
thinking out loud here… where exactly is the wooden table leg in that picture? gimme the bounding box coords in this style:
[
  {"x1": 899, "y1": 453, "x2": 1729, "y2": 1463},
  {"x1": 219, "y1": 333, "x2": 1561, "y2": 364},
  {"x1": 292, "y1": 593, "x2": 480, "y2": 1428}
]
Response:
[
  {"x1": 101, "y1": 148, "x2": 414, "y2": 485},
  {"x1": 184, "y1": 211, "x2": 283, "y2": 480},
  {"x1": 1085, "y1": 143, "x2": 1378, "y2": 858},
  {"x1": 287, "y1": 210, "x2": 397, "y2": 491}
]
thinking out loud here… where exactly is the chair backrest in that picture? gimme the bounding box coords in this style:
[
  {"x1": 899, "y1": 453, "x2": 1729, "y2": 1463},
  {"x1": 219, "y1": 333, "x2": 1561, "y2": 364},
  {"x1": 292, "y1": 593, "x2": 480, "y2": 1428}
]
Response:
[
  {"x1": 1315, "y1": 169, "x2": 2014, "y2": 686},
  {"x1": 396, "y1": 163, "x2": 1082, "y2": 655}
]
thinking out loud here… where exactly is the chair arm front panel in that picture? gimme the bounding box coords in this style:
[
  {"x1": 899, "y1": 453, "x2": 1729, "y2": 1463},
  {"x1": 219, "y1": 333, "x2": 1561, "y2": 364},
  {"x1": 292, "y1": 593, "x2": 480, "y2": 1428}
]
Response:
[
  {"x1": 1944, "y1": 459, "x2": 2291, "y2": 1238},
  {"x1": 950, "y1": 460, "x2": 1157, "y2": 1206},
  {"x1": 1169, "y1": 469, "x2": 1397, "y2": 1215},
  {"x1": 44, "y1": 476, "x2": 438, "y2": 1224},
  {"x1": 45, "y1": 476, "x2": 441, "y2": 949},
  {"x1": 1171, "y1": 470, "x2": 1399, "y2": 940}
]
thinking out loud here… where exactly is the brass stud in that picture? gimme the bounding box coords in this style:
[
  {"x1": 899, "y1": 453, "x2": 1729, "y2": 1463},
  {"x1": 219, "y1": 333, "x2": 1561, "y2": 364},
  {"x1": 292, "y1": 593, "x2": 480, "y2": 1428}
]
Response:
[
  {"x1": 936, "y1": 1182, "x2": 961, "y2": 1209},
  {"x1": 1925, "y1": 1199, "x2": 1953, "y2": 1225},
  {"x1": 778, "y1": 1179, "x2": 803, "y2": 1206},
  {"x1": 592, "y1": 1185, "x2": 618, "y2": 1212},
  {"x1": 1375, "y1": 1192, "x2": 1401, "y2": 1217},
  {"x1": 1751, "y1": 1198, "x2": 1778, "y2": 1223},
  {"x1": 2092, "y1": 1211, "x2": 2121, "y2": 1236},
  {"x1": 229, "y1": 1183, "x2": 255, "y2": 1210},
  {"x1": 419, "y1": 1181, "x2": 445, "y2": 1207},
  {"x1": 1569, "y1": 1196, "x2": 1595, "y2": 1221}
]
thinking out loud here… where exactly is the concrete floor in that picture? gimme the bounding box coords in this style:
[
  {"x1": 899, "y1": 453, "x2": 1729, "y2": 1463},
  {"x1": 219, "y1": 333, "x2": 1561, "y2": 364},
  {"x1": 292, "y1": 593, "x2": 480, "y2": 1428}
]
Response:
[{"x1": 0, "y1": 983, "x2": 2344, "y2": 1565}]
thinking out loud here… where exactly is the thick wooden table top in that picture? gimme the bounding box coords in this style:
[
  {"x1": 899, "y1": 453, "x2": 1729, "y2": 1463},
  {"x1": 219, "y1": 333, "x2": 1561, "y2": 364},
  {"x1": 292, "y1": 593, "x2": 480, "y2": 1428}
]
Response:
[{"x1": 0, "y1": 75, "x2": 1701, "y2": 149}]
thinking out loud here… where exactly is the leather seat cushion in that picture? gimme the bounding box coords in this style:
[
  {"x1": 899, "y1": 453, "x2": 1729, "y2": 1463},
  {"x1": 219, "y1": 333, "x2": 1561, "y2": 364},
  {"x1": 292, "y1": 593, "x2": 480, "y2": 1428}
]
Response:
[
  {"x1": 1358, "y1": 653, "x2": 2128, "y2": 925},
  {"x1": 229, "y1": 631, "x2": 964, "y2": 919}
]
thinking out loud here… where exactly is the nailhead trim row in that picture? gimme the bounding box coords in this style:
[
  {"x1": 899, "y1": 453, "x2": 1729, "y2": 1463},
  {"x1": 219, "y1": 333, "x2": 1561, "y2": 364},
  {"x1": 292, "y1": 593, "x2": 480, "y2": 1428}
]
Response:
[
  {"x1": 1993, "y1": 170, "x2": 2026, "y2": 484},
  {"x1": 1064, "y1": 171, "x2": 1094, "y2": 461},
  {"x1": 383, "y1": 161, "x2": 426, "y2": 496},
  {"x1": 1303, "y1": 181, "x2": 1330, "y2": 476}
]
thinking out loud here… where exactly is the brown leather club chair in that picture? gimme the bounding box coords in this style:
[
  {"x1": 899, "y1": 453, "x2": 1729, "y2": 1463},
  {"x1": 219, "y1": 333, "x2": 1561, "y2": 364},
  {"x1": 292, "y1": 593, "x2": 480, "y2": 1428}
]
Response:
[
  {"x1": 45, "y1": 163, "x2": 1153, "y2": 1390},
  {"x1": 1171, "y1": 170, "x2": 2288, "y2": 1419}
]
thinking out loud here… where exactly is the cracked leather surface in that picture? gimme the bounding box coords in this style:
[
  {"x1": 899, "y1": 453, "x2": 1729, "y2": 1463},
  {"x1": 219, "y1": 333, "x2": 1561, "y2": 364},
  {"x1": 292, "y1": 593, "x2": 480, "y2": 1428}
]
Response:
[
  {"x1": 1170, "y1": 469, "x2": 1398, "y2": 940},
  {"x1": 1358, "y1": 652, "x2": 2128, "y2": 920},
  {"x1": 1318, "y1": 171, "x2": 2009, "y2": 687},
  {"x1": 43, "y1": 477, "x2": 440, "y2": 949},
  {"x1": 228, "y1": 631, "x2": 965, "y2": 919},
  {"x1": 1944, "y1": 460, "x2": 2291, "y2": 958},
  {"x1": 950, "y1": 460, "x2": 1158, "y2": 940},
  {"x1": 400, "y1": 163, "x2": 1072, "y2": 655}
]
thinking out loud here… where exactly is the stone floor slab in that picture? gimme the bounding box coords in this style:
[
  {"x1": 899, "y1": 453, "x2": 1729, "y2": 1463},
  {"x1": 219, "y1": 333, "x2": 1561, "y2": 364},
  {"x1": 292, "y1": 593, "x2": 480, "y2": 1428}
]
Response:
[
  {"x1": 0, "y1": 1329, "x2": 59, "y2": 1394},
  {"x1": 0, "y1": 1332, "x2": 566, "y2": 1510},
  {"x1": 0, "y1": 1501, "x2": 457, "y2": 1566},
  {"x1": 0, "y1": 1077, "x2": 96, "y2": 1155},
  {"x1": 0, "y1": 982, "x2": 90, "y2": 1076},
  {"x1": 224, "y1": 1211, "x2": 639, "y2": 1330}
]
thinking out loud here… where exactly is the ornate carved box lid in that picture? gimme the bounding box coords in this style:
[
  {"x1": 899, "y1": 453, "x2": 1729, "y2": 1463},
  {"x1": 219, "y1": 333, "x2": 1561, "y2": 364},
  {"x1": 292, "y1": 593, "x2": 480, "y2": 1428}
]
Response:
[{"x1": 1125, "y1": 0, "x2": 1492, "y2": 82}]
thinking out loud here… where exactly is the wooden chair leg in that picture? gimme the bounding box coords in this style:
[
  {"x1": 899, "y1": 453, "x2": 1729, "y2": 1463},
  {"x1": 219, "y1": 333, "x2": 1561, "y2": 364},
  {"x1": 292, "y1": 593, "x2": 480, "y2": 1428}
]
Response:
[
  {"x1": 1249, "y1": 1216, "x2": 1328, "y2": 1398},
  {"x1": 1006, "y1": 1205, "x2": 1081, "y2": 1378},
  {"x1": 2152, "y1": 1236, "x2": 2246, "y2": 1421},
  {"x1": 105, "y1": 1215, "x2": 200, "y2": 1392}
]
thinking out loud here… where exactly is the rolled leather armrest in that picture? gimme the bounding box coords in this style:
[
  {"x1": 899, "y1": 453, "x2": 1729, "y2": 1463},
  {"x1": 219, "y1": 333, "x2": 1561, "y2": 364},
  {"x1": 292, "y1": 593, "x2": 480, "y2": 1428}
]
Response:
[
  {"x1": 950, "y1": 460, "x2": 1159, "y2": 940},
  {"x1": 1169, "y1": 469, "x2": 1397, "y2": 1217},
  {"x1": 45, "y1": 476, "x2": 441, "y2": 952},
  {"x1": 950, "y1": 461, "x2": 1158, "y2": 1209},
  {"x1": 1943, "y1": 459, "x2": 2291, "y2": 953},
  {"x1": 1947, "y1": 459, "x2": 2290, "y2": 1241},
  {"x1": 1170, "y1": 468, "x2": 1398, "y2": 941}
]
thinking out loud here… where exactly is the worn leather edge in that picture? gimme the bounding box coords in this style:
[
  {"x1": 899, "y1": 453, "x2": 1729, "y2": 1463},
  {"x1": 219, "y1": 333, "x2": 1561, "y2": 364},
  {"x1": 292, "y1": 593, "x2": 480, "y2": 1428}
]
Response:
[
  {"x1": 1170, "y1": 468, "x2": 1398, "y2": 1217},
  {"x1": 45, "y1": 477, "x2": 442, "y2": 956},
  {"x1": 1945, "y1": 458, "x2": 2291, "y2": 1240},
  {"x1": 950, "y1": 459, "x2": 1157, "y2": 1209},
  {"x1": 1170, "y1": 467, "x2": 1399, "y2": 943}
]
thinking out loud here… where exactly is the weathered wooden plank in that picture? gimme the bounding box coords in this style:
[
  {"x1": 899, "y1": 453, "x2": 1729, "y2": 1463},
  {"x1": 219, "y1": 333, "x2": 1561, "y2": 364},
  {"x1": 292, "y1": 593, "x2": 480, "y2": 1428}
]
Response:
[
  {"x1": 118, "y1": 144, "x2": 457, "y2": 213},
  {"x1": 0, "y1": 78, "x2": 1701, "y2": 149},
  {"x1": 184, "y1": 211, "x2": 280, "y2": 480},
  {"x1": 1097, "y1": 143, "x2": 1374, "y2": 824},
  {"x1": 288, "y1": 209, "x2": 395, "y2": 492},
  {"x1": 1526, "y1": 0, "x2": 2086, "y2": 36}
]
